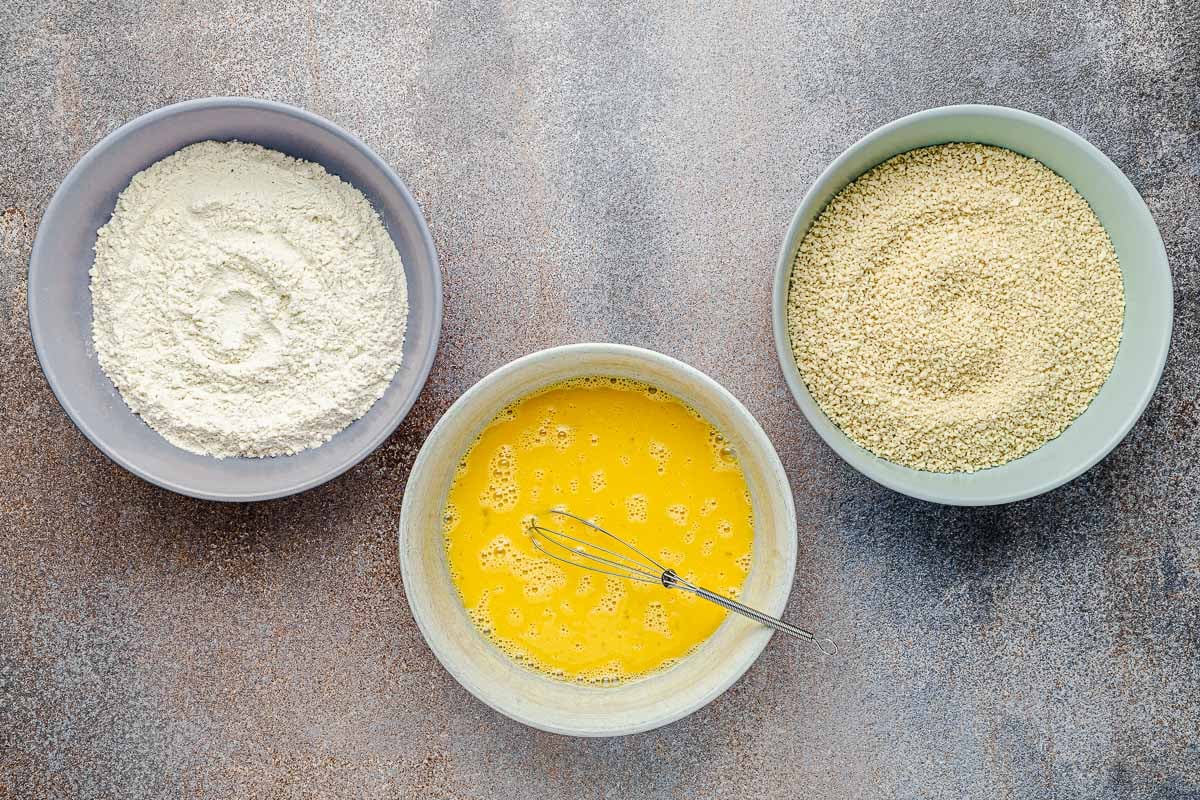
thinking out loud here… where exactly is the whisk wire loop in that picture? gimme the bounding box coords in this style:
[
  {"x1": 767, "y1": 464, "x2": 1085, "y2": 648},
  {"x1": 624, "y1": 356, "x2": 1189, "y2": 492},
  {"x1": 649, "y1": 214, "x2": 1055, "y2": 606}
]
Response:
[
  {"x1": 528, "y1": 523, "x2": 662, "y2": 585},
  {"x1": 525, "y1": 509, "x2": 837, "y2": 655},
  {"x1": 549, "y1": 509, "x2": 672, "y2": 576}
]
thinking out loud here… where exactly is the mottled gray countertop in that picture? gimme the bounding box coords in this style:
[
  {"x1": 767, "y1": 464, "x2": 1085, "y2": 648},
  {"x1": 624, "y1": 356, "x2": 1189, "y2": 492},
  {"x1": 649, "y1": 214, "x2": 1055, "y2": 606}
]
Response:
[{"x1": 2, "y1": 1, "x2": 1198, "y2": 798}]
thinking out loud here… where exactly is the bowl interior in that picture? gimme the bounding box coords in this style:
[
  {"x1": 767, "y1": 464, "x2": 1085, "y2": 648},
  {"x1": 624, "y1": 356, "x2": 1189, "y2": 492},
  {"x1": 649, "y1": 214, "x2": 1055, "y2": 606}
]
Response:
[
  {"x1": 28, "y1": 99, "x2": 440, "y2": 501},
  {"x1": 399, "y1": 344, "x2": 797, "y2": 736},
  {"x1": 773, "y1": 105, "x2": 1172, "y2": 505}
]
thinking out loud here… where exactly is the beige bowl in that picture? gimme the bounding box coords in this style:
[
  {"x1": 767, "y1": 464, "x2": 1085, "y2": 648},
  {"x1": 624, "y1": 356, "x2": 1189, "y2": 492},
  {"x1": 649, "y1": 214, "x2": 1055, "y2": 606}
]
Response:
[{"x1": 398, "y1": 343, "x2": 797, "y2": 736}]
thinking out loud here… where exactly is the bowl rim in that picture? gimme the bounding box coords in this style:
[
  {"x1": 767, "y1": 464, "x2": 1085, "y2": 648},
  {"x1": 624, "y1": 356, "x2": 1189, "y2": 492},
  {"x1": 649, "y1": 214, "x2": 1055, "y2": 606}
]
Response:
[
  {"x1": 771, "y1": 103, "x2": 1173, "y2": 506},
  {"x1": 27, "y1": 96, "x2": 442, "y2": 502},
  {"x1": 397, "y1": 342, "x2": 798, "y2": 736}
]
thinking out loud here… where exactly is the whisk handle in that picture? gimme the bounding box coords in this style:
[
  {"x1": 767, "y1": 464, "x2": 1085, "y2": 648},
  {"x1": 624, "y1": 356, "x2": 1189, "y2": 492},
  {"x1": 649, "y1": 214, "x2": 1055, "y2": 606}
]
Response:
[{"x1": 670, "y1": 573, "x2": 837, "y2": 655}]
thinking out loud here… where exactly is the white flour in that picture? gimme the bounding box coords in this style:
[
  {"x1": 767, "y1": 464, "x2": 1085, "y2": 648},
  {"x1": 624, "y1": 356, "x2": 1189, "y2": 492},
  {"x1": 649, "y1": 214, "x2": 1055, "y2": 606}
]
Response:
[{"x1": 90, "y1": 141, "x2": 409, "y2": 458}]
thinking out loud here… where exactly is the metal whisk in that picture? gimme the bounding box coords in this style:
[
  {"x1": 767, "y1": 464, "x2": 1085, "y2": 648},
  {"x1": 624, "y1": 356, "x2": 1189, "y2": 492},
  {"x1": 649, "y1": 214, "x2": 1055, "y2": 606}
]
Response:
[{"x1": 528, "y1": 509, "x2": 837, "y2": 655}]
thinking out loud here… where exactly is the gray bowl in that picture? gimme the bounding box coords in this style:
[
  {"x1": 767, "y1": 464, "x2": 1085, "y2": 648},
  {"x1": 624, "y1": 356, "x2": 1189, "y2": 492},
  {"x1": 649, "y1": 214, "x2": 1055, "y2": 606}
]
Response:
[
  {"x1": 28, "y1": 97, "x2": 442, "y2": 502},
  {"x1": 773, "y1": 105, "x2": 1172, "y2": 505}
]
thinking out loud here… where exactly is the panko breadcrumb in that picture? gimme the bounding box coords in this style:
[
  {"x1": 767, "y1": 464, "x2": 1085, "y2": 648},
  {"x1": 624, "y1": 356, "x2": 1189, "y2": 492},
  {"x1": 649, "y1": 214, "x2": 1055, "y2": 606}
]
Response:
[{"x1": 786, "y1": 143, "x2": 1124, "y2": 473}]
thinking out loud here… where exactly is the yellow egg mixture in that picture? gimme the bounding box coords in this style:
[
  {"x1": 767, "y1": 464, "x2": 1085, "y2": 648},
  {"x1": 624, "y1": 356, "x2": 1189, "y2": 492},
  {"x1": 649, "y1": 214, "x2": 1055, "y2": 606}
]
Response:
[{"x1": 442, "y1": 377, "x2": 754, "y2": 685}]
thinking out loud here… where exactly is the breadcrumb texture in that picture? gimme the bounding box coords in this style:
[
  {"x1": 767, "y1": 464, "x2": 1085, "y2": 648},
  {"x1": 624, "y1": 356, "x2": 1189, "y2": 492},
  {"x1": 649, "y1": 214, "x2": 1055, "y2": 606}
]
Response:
[{"x1": 787, "y1": 143, "x2": 1125, "y2": 473}]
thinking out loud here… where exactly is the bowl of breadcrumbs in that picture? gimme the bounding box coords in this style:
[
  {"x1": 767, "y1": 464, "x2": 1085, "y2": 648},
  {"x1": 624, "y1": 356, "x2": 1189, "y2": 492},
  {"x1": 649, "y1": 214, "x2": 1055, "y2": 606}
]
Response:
[{"x1": 773, "y1": 105, "x2": 1172, "y2": 505}]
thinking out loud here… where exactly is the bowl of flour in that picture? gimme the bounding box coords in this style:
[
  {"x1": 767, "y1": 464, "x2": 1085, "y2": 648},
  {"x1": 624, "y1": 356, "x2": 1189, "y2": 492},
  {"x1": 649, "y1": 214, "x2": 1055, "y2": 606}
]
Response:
[
  {"x1": 28, "y1": 98, "x2": 441, "y2": 501},
  {"x1": 772, "y1": 105, "x2": 1172, "y2": 505}
]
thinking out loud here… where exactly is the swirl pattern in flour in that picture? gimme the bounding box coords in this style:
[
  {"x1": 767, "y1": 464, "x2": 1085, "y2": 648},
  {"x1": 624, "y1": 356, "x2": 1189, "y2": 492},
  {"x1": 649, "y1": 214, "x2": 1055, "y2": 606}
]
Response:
[{"x1": 90, "y1": 141, "x2": 409, "y2": 458}]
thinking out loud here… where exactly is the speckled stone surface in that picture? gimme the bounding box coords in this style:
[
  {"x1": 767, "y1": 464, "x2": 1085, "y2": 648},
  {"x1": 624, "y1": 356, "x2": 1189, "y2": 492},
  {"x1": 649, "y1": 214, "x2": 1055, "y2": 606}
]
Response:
[{"x1": 2, "y1": 1, "x2": 1198, "y2": 797}]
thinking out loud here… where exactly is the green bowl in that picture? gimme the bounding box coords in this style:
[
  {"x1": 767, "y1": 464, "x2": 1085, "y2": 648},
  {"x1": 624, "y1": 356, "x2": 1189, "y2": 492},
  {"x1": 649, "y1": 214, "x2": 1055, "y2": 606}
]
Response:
[{"x1": 772, "y1": 105, "x2": 1172, "y2": 505}]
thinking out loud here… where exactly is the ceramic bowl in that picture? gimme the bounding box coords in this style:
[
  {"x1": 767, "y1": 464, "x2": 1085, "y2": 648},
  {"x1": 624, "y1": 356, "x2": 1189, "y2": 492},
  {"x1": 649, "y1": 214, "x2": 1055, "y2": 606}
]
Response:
[
  {"x1": 772, "y1": 104, "x2": 1172, "y2": 506},
  {"x1": 398, "y1": 343, "x2": 797, "y2": 736},
  {"x1": 28, "y1": 97, "x2": 441, "y2": 502}
]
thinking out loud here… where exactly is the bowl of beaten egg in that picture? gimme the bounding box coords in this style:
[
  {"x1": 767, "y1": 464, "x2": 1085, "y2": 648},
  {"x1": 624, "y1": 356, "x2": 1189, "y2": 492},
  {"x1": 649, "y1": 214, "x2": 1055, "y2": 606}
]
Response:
[
  {"x1": 398, "y1": 343, "x2": 797, "y2": 736},
  {"x1": 773, "y1": 105, "x2": 1172, "y2": 505}
]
